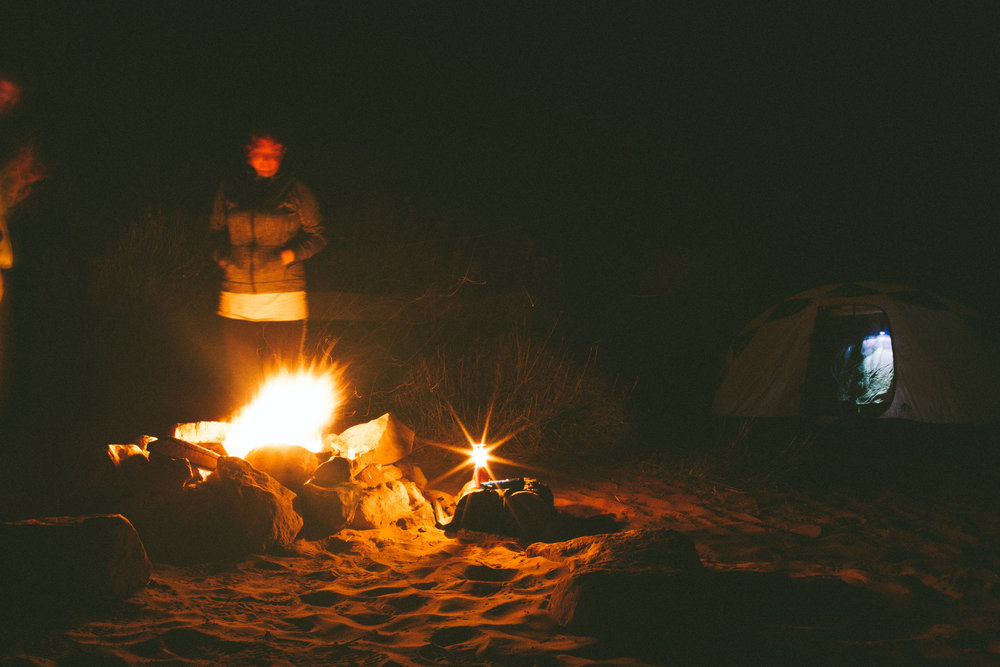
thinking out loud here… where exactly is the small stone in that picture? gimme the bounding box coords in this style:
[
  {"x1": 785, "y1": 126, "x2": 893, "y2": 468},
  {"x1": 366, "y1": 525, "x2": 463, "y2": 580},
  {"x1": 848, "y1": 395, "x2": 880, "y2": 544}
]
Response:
[
  {"x1": 147, "y1": 450, "x2": 196, "y2": 493},
  {"x1": 309, "y1": 456, "x2": 352, "y2": 487},
  {"x1": 357, "y1": 464, "x2": 403, "y2": 487}
]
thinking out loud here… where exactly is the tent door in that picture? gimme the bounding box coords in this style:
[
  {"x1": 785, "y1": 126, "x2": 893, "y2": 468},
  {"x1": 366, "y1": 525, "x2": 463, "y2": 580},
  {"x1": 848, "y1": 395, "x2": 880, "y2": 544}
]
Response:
[{"x1": 803, "y1": 304, "x2": 896, "y2": 417}]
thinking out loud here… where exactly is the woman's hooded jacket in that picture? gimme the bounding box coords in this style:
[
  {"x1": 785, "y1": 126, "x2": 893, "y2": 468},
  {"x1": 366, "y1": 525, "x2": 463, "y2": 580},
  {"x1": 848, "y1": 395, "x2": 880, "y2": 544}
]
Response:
[{"x1": 210, "y1": 168, "x2": 326, "y2": 294}]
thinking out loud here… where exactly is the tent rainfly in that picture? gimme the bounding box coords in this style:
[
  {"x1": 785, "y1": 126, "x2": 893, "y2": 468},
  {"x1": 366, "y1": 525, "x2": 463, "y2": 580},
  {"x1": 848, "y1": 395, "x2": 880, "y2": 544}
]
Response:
[{"x1": 713, "y1": 282, "x2": 1000, "y2": 424}]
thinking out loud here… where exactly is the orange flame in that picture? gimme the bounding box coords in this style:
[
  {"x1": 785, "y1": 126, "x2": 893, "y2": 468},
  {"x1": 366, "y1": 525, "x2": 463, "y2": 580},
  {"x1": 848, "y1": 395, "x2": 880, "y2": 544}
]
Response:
[{"x1": 222, "y1": 365, "x2": 341, "y2": 459}]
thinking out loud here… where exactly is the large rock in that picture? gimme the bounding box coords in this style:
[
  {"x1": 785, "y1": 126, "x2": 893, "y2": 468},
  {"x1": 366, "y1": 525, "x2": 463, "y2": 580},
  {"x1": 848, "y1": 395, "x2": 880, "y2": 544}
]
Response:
[
  {"x1": 529, "y1": 529, "x2": 708, "y2": 655},
  {"x1": 351, "y1": 480, "x2": 433, "y2": 529},
  {"x1": 298, "y1": 480, "x2": 359, "y2": 537},
  {"x1": 65, "y1": 443, "x2": 178, "y2": 516},
  {"x1": 334, "y1": 413, "x2": 414, "y2": 466},
  {"x1": 0, "y1": 514, "x2": 151, "y2": 609},
  {"x1": 528, "y1": 527, "x2": 703, "y2": 572},
  {"x1": 130, "y1": 456, "x2": 303, "y2": 562},
  {"x1": 206, "y1": 456, "x2": 304, "y2": 553},
  {"x1": 546, "y1": 566, "x2": 710, "y2": 644},
  {"x1": 244, "y1": 444, "x2": 320, "y2": 491}
]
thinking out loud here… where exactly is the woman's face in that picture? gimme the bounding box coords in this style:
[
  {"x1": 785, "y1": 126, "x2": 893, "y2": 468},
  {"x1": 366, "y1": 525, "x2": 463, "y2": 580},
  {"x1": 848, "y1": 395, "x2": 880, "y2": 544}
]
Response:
[{"x1": 247, "y1": 137, "x2": 285, "y2": 178}]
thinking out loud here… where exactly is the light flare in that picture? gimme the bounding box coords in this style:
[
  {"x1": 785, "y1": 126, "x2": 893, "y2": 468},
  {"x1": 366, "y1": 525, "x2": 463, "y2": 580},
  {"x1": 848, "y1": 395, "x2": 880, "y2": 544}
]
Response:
[
  {"x1": 471, "y1": 442, "x2": 489, "y2": 469},
  {"x1": 222, "y1": 366, "x2": 341, "y2": 459},
  {"x1": 471, "y1": 442, "x2": 490, "y2": 487},
  {"x1": 424, "y1": 399, "x2": 546, "y2": 492}
]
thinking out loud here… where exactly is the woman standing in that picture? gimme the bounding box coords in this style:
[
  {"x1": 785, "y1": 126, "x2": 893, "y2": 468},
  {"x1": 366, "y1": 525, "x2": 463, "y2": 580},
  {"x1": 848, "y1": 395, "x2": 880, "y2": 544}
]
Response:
[{"x1": 210, "y1": 130, "x2": 326, "y2": 409}]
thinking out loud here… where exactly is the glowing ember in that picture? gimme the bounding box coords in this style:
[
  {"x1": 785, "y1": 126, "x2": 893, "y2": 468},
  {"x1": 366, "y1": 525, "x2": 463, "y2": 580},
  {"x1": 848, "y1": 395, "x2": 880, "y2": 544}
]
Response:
[{"x1": 223, "y1": 368, "x2": 339, "y2": 459}]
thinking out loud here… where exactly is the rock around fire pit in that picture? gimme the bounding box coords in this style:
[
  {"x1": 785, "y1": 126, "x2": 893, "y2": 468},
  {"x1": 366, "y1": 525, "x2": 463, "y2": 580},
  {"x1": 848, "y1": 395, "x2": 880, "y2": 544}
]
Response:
[{"x1": 69, "y1": 413, "x2": 441, "y2": 562}]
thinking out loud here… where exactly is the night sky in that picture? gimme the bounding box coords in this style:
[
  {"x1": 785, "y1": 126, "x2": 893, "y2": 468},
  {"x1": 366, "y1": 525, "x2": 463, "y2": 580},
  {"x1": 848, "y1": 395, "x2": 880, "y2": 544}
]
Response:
[{"x1": 3, "y1": 3, "x2": 999, "y2": 441}]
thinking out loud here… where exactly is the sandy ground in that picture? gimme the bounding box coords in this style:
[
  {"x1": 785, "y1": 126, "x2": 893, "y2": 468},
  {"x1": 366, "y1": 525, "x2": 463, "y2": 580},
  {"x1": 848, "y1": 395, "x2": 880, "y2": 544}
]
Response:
[{"x1": 2, "y1": 450, "x2": 998, "y2": 665}]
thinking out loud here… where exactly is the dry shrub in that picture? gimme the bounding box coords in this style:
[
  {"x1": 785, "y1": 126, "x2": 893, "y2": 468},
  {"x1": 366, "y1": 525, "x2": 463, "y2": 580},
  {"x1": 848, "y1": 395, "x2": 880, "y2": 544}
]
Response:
[
  {"x1": 363, "y1": 324, "x2": 635, "y2": 463},
  {"x1": 87, "y1": 207, "x2": 216, "y2": 316}
]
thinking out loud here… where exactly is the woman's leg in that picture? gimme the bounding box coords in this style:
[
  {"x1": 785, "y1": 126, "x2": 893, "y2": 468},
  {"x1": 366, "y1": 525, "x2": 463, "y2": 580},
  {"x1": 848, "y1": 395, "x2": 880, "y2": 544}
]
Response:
[
  {"x1": 261, "y1": 319, "x2": 306, "y2": 371},
  {"x1": 220, "y1": 317, "x2": 265, "y2": 410}
]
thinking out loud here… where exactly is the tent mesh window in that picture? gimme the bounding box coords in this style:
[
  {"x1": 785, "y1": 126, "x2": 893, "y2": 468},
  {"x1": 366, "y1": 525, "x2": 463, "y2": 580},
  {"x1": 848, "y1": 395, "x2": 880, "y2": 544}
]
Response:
[{"x1": 804, "y1": 305, "x2": 895, "y2": 417}]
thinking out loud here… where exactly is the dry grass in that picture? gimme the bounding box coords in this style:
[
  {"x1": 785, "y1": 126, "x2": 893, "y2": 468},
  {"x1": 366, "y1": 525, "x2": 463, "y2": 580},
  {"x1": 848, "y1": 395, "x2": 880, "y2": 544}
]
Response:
[
  {"x1": 87, "y1": 206, "x2": 216, "y2": 315},
  {"x1": 370, "y1": 325, "x2": 634, "y2": 462}
]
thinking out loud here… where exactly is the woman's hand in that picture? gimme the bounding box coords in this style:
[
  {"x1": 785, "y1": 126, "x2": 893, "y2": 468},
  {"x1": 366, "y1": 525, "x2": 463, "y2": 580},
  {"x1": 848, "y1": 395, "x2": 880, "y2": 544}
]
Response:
[{"x1": 280, "y1": 249, "x2": 295, "y2": 266}]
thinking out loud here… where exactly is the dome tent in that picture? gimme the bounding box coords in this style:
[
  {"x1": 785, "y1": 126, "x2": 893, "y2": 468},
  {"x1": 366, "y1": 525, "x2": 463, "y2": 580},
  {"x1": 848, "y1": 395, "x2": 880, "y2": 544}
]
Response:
[{"x1": 713, "y1": 282, "x2": 1000, "y2": 424}]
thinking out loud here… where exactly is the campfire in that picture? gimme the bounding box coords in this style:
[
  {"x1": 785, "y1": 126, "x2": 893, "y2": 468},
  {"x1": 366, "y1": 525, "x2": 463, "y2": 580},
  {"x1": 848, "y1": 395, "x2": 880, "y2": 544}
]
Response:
[
  {"x1": 77, "y1": 362, "x2": 561, "y2": 565},
  {"x1": 172, "y1": 366, "x2": 342, "y2": 460}
]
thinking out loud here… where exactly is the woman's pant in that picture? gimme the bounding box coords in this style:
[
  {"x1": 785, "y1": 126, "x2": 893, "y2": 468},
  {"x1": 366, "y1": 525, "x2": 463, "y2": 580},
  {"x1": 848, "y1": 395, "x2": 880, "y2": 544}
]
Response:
[{"x1": 220, "y1": 317, "x2": 305, "y2": 411}]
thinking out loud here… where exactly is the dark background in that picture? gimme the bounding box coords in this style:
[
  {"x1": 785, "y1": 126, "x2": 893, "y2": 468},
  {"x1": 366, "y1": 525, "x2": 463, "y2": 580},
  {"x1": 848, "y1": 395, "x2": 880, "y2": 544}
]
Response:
[{"x1": 2, "y1": 2, "x2": 999, "y2": 449}]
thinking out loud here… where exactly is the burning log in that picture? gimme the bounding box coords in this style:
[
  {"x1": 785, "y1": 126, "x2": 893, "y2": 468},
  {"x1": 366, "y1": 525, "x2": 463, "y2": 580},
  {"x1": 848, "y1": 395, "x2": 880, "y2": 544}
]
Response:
[
  {"x1": 172, "y1": 420, "x2": 228, "y2": 446},
  {"x1": 147, "y1": 435, "x2": 221, "y2": 471}
]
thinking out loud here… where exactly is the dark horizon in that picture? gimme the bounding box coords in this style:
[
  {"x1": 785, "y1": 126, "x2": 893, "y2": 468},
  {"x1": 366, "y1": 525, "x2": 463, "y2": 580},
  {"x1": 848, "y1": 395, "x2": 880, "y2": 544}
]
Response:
[
  {"x1": 3, "y1": 3, "x2": 999, "y2": 448},
  {"x1": 6, "y1": 4, "x2": 999, "y2": 293}
]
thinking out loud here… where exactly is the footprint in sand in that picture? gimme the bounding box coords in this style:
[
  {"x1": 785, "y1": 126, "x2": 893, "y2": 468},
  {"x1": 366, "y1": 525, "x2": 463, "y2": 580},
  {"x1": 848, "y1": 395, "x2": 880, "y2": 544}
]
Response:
[
  {"x1": 160, "y1": 627, "x2": 248, "y2": 660},
  {"x1": 283, "y1": 613, "x2": 322, "y2": 632},
  {"x1": 462, "y1": 564, "x2": 517, "y2": 582},
  {"x1": 344, "y1": 611, "x2": 392, "y2": 626},
  {"x1": 430, "y1": 625, "x2": 481, "y2": 647},
  {"x1": 483, "y1": 599, "x2": 523, "y2": 619},
  {"x1": 360, "y1": 585, "x2": 407, "y2": 596},
  {"x1": 299, "y1": 589, "x2": 342, "y2": 607},
  {"x1": 385, "y1": 592, "x2": 429, "y2": 613}
]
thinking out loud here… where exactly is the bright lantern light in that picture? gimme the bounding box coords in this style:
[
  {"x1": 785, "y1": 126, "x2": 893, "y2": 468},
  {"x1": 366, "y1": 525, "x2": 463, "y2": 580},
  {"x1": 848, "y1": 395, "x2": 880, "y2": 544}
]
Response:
[
  {"x1": 223, "y1": 367, "x2": 339, "y2": 459},
  {"x1": 470, "y1": 442, "x2": 491, "y2": 487},
  {"x1": 471, "y1": 443, "x2": 489, "y2": 468}
]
